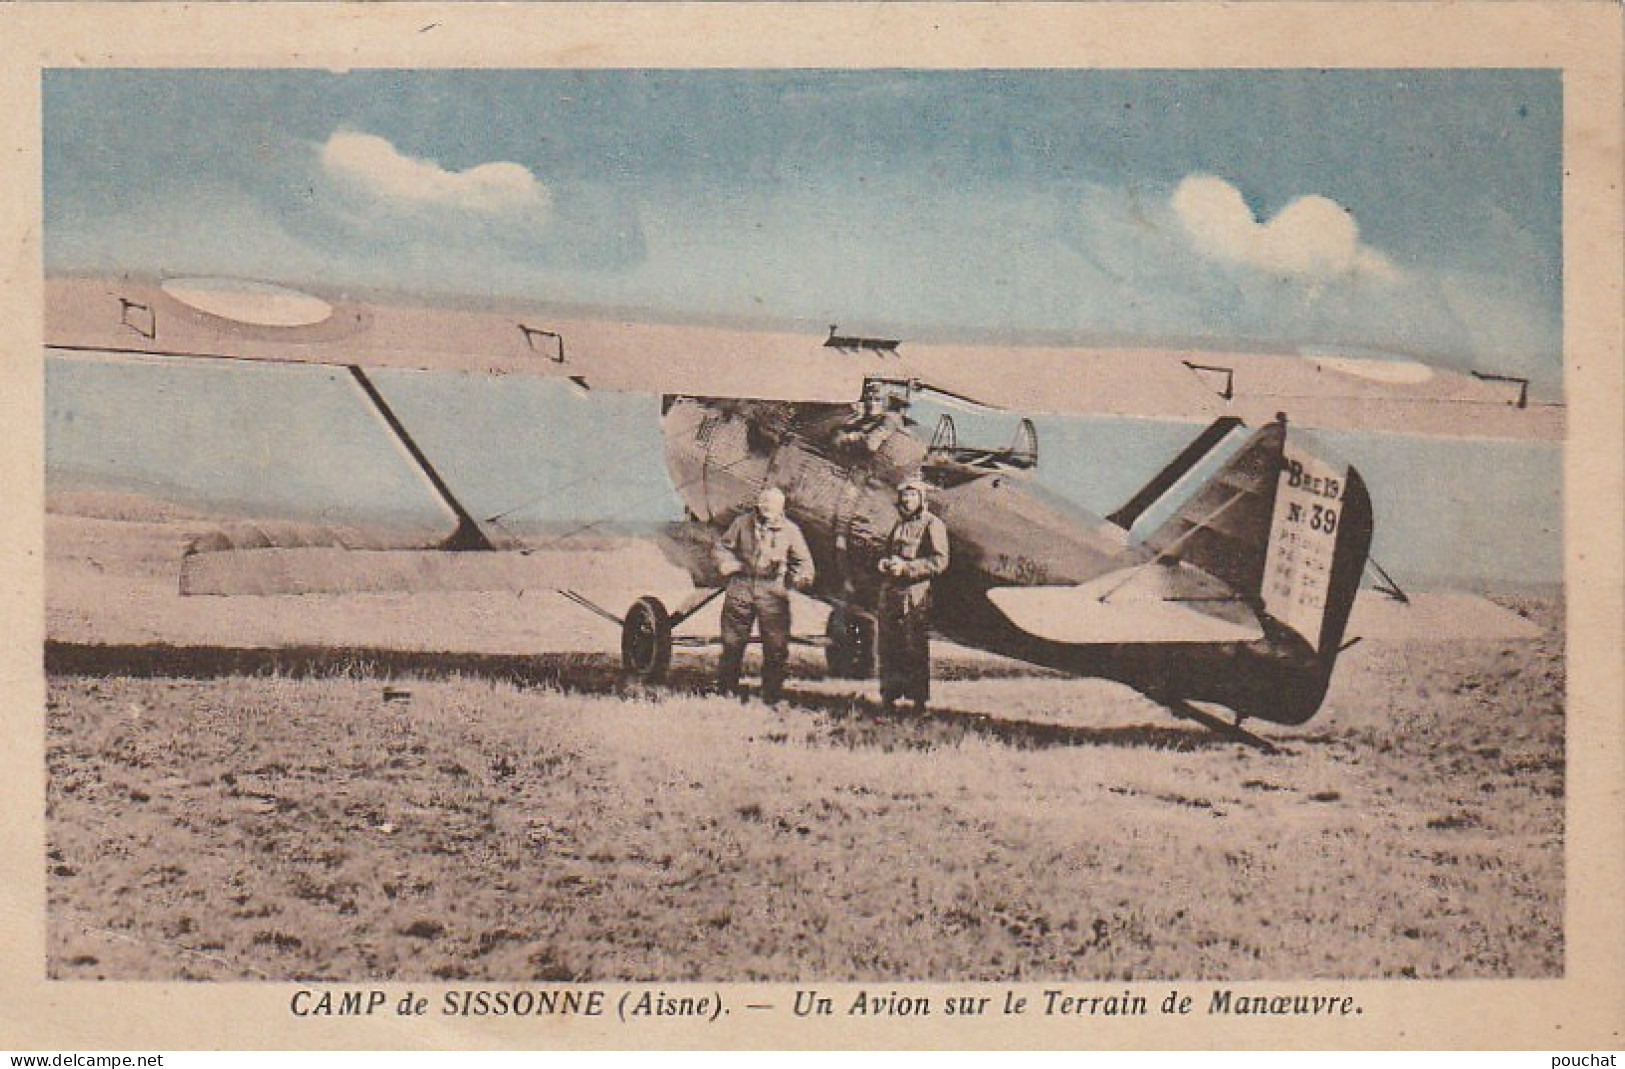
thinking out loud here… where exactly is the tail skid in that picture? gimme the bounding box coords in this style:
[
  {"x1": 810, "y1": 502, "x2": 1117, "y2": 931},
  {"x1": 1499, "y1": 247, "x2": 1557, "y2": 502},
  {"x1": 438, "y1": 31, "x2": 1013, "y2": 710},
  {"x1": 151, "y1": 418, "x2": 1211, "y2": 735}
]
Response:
[{"x1": 1167, "y1": 699, "x2": 1282, "y2": 754}]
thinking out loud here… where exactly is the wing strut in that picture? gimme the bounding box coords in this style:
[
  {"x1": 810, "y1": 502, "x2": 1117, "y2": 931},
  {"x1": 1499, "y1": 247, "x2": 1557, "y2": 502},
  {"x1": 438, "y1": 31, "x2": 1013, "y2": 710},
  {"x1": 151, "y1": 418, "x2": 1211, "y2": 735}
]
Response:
[
  {"x1": 1107, "y1": 417, "x2": 1246, "y2": 530},
  {"x1": 346, "y1": 365, "x2": 494, "y2": 552},
  {"x1": 557, "y1": 585, "x2": 727, "y2": 630}
]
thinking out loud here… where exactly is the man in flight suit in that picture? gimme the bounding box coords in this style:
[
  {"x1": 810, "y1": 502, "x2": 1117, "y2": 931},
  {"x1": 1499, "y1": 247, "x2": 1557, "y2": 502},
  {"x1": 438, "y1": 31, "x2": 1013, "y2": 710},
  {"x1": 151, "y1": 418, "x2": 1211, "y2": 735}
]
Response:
[
  {"x1": 714, "y1": 486, "x2": 815, "y2": 704},
  {"x1": 876, "y1": 476, "x2": 950, "y2": 713},
  {"x1": 834, "y1": 380, "x2": 906, "y2": 459}
]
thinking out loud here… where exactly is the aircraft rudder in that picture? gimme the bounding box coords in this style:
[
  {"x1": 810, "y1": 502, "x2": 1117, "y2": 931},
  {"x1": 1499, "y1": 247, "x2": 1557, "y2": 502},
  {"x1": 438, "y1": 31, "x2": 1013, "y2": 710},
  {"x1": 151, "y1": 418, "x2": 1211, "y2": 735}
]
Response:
[
  {"x1": 1260, "y1": 438, "x2": 1374, "y2": 657},
  {"x1": 1244, "y1": 440, "x2": 1374, "y2": 725},
  {"x1": 1316, "y1": 463, "x2": 1375, "y2": 661}
]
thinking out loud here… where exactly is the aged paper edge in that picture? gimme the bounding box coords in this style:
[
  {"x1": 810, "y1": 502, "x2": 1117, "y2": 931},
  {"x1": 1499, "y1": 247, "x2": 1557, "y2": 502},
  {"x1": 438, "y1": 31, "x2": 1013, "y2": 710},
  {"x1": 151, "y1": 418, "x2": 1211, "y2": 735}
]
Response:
[{"x1": 1, "y1": 1, "x2": 1620, "y2": 1051}]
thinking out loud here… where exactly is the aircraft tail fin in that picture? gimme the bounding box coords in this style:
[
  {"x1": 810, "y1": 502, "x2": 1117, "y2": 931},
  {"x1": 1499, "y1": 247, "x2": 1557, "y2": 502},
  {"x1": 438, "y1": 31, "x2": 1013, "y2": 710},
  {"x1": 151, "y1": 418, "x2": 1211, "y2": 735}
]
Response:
[
  {"x1": 1139, "y1": 416, "x2": 1374, "y2": 656},
  {"x1": 1139, "y1": 418, "x2": 1287, "y2": 600},
  {"x1": 1138, "y1": 417, "x2": 1375, "y2": 724}
]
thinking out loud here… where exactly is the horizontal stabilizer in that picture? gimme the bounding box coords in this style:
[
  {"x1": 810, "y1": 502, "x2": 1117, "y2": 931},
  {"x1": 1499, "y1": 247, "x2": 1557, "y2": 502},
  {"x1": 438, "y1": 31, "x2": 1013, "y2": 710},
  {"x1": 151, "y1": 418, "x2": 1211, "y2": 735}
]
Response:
[
  {"x1": 987, "y1": 564, "x2": 1263, "y2": 646},
  {"x1": 1346, "y1": 591, "x2": 1546, "y2": 643}
]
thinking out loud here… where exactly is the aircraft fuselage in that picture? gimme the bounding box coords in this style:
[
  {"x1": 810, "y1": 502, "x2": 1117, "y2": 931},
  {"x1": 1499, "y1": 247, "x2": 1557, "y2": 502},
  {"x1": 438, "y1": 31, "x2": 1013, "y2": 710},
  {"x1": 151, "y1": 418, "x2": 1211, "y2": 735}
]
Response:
[{"x1": 662, "y1": 396, "x2": 1346, "y2": 725}]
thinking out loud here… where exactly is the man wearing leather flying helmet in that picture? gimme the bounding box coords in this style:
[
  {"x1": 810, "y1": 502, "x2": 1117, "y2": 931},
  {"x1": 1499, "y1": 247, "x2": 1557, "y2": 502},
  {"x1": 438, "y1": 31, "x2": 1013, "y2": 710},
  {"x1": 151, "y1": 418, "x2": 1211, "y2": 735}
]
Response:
[
  {"x1": 875, "y1": 475, "x2": 949, "y2": 713},
  {"x1": 713, "y1": 485, "x2": 815, "y2": 704}
]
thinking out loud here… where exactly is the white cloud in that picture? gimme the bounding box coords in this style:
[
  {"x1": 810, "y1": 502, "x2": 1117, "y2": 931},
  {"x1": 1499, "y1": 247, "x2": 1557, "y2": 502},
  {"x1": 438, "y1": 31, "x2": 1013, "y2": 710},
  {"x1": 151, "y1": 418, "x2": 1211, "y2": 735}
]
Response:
[
  {"x1": 1172, "y1": 175, "x2": 1398, "y2": 282},
  {"x1": 298, "y1": 131, "x2": 557, "y2": 258},
  {"x1": 320, "y1": 131, "x2": 551, "y2": 218},
  {"x1": 50, "y1": 163, "x2": 1554, "y2": 392}
]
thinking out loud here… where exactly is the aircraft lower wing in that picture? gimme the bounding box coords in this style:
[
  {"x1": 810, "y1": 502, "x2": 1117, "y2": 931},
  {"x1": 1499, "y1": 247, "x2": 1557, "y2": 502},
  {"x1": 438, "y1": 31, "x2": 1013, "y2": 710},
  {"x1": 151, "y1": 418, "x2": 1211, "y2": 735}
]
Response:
[
  {"x1": 987, "y1": 564, "x2": 1266, "y2": 646},
  {"x1": 174, "y1": 522, "x2": 833, "y2": 649},
  {"x1": 180, "y1": 520, "x2": 719, "y2": 607}
]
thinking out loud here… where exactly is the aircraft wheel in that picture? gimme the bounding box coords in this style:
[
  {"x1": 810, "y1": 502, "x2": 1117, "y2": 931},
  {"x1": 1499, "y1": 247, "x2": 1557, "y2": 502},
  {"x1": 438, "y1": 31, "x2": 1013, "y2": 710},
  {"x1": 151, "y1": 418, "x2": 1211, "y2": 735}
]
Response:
[
  {"x1": 825, "y1": 607, "x2": 876, "y2": 680},
  {"x1": 621, "y1": 596, "x2": 672, "y2": 684}
]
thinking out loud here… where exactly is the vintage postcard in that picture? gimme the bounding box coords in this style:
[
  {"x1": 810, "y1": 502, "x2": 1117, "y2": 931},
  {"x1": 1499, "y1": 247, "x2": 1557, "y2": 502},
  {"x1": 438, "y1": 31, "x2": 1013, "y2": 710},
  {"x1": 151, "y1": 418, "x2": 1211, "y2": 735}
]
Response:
[{"x1": 1, "y1": 2, "x2": 1620, "y2": 1051}]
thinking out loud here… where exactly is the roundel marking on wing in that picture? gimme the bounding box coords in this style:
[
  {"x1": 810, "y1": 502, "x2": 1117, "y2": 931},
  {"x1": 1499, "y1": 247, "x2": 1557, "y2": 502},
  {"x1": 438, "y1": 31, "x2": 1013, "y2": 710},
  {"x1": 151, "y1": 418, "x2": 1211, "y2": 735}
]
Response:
[
  {"x1": 161, "y1": 277, "x2": 335, "y2": 328},
  {"x1": 1304, "y1": 352, "x2": 1436, "y2": 385}
]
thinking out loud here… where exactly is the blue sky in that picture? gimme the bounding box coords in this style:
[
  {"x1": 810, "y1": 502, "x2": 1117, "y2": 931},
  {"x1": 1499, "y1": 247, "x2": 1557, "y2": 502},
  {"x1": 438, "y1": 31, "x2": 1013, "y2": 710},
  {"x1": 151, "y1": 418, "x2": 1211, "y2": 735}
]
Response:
[
  {"x1": 43, "y1": 70, "x2": 1563, "y2": 588},
  {"x1": 45, "y1": 69, "x2": 1562, "y2": 390}
]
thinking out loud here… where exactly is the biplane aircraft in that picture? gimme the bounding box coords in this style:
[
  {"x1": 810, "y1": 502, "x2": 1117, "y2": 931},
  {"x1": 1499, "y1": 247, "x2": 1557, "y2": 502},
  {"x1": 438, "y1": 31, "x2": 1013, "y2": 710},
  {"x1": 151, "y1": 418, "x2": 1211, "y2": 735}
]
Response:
[{"x1": 44, "y1": 273, "x2": 1554, "y2": 740}]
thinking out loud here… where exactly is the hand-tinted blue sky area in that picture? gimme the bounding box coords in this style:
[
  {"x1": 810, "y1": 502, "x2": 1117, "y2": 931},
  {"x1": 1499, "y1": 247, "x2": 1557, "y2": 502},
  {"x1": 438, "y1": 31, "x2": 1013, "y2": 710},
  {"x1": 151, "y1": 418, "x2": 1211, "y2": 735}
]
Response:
[
  {"x1": 43, "y1": 70, "x2": 1562, "y2": 589},
  {"x1": 46, "y1": 68, "x2": 1561, "y2": 388}
]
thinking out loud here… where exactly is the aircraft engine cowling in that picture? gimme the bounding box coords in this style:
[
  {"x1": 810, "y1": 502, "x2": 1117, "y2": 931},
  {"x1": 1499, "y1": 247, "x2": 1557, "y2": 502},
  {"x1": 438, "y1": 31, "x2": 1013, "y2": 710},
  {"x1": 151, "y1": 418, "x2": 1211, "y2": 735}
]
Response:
[{"x1": 662, "y1": 397, "x2": 772, "y2": 524}]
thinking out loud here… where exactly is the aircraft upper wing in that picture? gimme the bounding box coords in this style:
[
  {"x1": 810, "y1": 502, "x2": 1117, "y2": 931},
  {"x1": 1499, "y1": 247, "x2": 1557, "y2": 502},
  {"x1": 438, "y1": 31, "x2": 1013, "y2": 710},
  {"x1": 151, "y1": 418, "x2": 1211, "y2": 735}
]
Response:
[
  {"x1": 45, "y1": 273, "x2": 1562, "y2": 439},
  {"x1": 910, "y1": 340, "x2": 1563, "y2": 440},
  {"x1": 45, "y1": 274, "x2": 885, "y2": 402}
]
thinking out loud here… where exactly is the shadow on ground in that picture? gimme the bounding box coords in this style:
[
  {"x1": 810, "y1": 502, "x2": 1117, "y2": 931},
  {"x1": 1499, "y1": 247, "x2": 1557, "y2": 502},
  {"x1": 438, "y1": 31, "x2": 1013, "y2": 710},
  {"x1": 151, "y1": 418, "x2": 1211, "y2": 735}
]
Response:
[{"x1": 45, "y1": 640, "x2": 1265, "y2": 754}]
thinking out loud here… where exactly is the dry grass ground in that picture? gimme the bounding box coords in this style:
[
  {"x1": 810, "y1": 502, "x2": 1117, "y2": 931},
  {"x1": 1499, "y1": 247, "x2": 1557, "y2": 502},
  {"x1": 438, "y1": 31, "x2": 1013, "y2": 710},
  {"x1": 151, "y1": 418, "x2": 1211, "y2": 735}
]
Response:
[{"x1": 43, "y1": 504, "x2": 1564, "y2": 981}]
